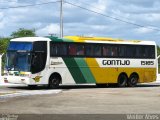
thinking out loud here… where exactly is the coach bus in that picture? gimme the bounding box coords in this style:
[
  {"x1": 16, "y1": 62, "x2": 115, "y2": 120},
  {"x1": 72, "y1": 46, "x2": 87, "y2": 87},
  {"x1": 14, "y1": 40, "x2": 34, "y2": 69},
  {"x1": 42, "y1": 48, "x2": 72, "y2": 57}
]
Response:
[{"x1": 3, "y1": 36, "x2": 157, "y2": 88}]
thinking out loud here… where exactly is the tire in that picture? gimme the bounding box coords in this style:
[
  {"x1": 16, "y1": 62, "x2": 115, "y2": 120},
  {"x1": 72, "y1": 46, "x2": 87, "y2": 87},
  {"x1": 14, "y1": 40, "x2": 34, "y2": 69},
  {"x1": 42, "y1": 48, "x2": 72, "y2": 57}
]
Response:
[
  {"x1": 48, "y1": 75, "x2": 61, "y2": 89},
  {"x1": 96, "y1": 83, "x2": 107, "y2": 88},
  {"x1": 127, "y1": 74, "x2": 138, "y2": 87},
  {"x1": 118, "y1": 74, "x2": 127, "y2": 87}
]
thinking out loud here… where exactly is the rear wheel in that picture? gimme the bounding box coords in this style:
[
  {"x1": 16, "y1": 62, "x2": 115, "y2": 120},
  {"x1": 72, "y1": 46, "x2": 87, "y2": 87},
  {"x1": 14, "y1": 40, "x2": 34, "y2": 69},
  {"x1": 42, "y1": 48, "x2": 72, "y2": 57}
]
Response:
[
  {"x1": 48, "y1": 75, "x2": 61, "y2": 89},
  {"x1": 127, "y1": 74, "x2": 138, "y2": 87},
  {"x1": 118, "y1": 74, "x2": 127, "y2": 87}
]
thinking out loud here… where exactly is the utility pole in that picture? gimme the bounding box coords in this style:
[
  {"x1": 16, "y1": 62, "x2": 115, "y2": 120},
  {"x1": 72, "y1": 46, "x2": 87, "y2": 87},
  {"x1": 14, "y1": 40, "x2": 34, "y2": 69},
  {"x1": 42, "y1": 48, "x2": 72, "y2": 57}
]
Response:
[{"x1": 60, "y1": 0, "x2": 63, "y2": 38}]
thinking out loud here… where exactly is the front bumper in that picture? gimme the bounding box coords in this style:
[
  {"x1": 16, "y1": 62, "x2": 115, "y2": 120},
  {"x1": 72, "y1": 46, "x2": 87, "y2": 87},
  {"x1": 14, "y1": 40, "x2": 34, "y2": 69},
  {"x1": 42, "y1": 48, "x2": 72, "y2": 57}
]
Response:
[{"x1": 3, "y1": 76, "x2": 35, "y2": 85}]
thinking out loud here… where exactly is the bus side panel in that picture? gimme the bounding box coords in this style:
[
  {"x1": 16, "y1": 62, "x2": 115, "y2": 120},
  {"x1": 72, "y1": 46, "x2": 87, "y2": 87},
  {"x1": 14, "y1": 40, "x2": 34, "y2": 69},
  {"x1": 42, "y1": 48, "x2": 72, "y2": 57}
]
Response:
[
  {"x1": 86, "y1": 58, "x2": 156, "y2": 84},
  {"x1": 86, "y1": 58, "x2": 118, "y2": 83},
  {"x1": 142, "y1": 68, "x2": 156, "y2": 83},
  {"x1": 49, "y1": 57, "x2": 76, "y2": 84},
  {"x1": 63, "y1": 57, "x2": 96, "y2": 83}
]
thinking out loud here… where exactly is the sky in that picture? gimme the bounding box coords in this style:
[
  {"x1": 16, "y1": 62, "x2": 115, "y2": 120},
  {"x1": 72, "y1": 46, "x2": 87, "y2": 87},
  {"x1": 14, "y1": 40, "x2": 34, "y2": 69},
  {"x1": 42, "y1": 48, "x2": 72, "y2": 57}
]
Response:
[{"x1": 0, "y1": 0, "x2": 160, "y2": 44}]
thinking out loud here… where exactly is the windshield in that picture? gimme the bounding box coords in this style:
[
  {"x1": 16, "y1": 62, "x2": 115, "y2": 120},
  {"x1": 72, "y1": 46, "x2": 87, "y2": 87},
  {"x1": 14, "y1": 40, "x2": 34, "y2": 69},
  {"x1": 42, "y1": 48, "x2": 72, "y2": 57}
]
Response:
[
  {"x1": 6, "y1": 42, "x2": 33, "y2": 72},
  {"x1": 5, "y1": 41, "x2": 47, "y2": 73},
  {"x1": 8, "y1": 42, "x2": 32, "y2": 51},
  {"x1": 6, "y1": 52, "x2": 32, "y2": 72}
]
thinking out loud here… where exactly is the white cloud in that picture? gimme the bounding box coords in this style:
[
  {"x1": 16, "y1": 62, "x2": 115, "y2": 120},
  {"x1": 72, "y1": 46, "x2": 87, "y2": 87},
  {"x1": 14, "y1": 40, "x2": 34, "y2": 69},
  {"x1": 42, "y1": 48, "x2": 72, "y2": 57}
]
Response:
[
  {"x1": 36, "y1": 24, "x2": 60, "y2": 36},
  {"x1": 0, "y1": 0, "x2": 160, "y2": 44},
  {"x1": 134, "y1": 27, "x2": 154, "y2": 34},
  {"x1": 144, "y1": 13, "x2": 160, "y2": 22},
  {"x1": 89, "y1": 0, "x2": 108, "y2": 13}
]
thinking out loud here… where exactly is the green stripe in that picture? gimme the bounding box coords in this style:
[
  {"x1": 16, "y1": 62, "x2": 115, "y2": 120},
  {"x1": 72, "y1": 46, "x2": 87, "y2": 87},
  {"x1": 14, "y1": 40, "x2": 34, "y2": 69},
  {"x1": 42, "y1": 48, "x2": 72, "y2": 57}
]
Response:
[
  {"x1": 74, "y1": 58, "x2": 96, "y2": 83},
  {"x1": 63, "y1": 58, "x2": 86, "y2": 83},
  {"x1": 48, "y1": 36, "x2": 96, "y2": 83}
]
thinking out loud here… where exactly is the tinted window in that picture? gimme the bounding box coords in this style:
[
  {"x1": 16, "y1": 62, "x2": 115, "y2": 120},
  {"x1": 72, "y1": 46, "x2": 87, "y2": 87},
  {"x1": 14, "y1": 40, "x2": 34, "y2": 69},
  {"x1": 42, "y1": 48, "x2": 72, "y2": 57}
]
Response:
[
  {"x1": 119, "y1": 46, "x2": 126, "y2": 57},
  {"x1": 31, "y1": 41, "x2": 47, "y2": 74},
  {"x1": 50, "y1": 43, "x2": 67, "y2": 56},
  {"x1": 85, "y1": 44, "x2": 101, "y2": 57},
  {"x1": 50, "y1": 42, "x2": 155, "y2": 59},
  {"x1": 69, "y1": 44, "x2": 84, "y2": 56},
  {"x1": 8, "y1": 42, "x2": 32, "y2": 51},
  {"x1": 126, "y1": 46, "x2": 136, "y2": 58}
]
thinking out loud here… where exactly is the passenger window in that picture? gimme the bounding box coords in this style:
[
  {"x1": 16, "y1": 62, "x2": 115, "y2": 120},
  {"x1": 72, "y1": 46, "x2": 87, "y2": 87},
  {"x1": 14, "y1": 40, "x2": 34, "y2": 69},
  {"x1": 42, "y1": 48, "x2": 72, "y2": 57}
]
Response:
[
  {"x1": 126, "y1": 46, "x2": 136, "y2": 58},
  {"x1": 50, "y1": 43, "x2": 67, "y2": 56},
  {"x1": 111, "y1": 46, "x2": 118, "y2": 57},
  {"x1": 77, "y1": 45, "x2": 84, "y2": 55},
  {"x1": 85, "y1": 44, "x2": 101, "y2": 57},
  {"x1": 119, "y1": 46, "x2": 126, "y2": 57},
  {"x1": 86, "y1": 45, "x2": 94, "y2": 56},
  {"x1": 94, "y1": 45, "x2": 101, "y2": 56},
  {"x1": 69, "y1": 44, "x2": 77, "y2": 55},
  {"x1": 69, "y1": 44, "x2": 84, "y2": 56},
  {"x1": 103, "y1": 45, "x2": 112, "y2": 56}
]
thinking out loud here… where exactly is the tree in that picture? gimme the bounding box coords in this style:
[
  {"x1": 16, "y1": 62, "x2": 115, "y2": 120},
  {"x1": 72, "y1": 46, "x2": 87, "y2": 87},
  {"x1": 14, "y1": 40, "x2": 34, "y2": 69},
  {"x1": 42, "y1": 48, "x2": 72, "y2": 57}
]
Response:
[
  {"x1": 11, "y1": 28, "x2": 36, "y2": 38},
  {"x1": 157, "y1": 46, "x2": 160, "y2": 56},
  {"x1": 0, "y1": 38, "x2": 10, "y2": 54}
]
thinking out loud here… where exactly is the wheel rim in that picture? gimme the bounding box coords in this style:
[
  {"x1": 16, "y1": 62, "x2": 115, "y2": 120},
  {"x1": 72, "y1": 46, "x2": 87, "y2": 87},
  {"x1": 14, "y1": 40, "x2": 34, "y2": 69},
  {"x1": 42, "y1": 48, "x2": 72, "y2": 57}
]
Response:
[
  {"x1": 130, "y1": 76, "x2": 138, "y2": 85},
  {"x1": 118, "y1": 75, "x2": 127, "y2": 86},
  {"x1": 50, "y1": 77, "x2": 59, "y2": 88}
]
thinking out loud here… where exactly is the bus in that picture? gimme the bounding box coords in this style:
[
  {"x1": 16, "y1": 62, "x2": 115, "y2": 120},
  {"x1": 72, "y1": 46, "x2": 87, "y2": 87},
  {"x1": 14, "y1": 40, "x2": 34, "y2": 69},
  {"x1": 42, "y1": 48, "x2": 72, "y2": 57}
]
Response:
[{"x1": 3, "y1": 36, "x2": 157, "y2": 88}]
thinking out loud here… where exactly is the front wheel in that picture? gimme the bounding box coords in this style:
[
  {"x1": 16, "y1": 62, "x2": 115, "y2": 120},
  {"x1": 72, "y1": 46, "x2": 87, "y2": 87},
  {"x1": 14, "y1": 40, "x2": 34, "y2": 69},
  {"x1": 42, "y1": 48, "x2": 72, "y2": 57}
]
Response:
[
  {"x1": 127, "y1": 74, "x2": 138, "y2": 87},
  {"x1": 48, "y1": 75, "x2": 60, "y2": 89}
]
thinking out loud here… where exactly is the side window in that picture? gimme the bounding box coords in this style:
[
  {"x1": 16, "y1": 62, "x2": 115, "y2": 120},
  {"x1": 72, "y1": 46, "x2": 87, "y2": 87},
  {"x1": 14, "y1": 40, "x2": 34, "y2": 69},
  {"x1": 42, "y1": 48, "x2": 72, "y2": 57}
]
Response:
[
  {"x1": 103, "y1": 45, "x2": 112, "y2": 57},
  {"x1": 111, "y1": 46, "x2": 118, "y2": 57},
  {"x1": 69, "y1": 44, "x2": 77, "y2": 55},
  {"x1": 77, "y1": 45, "x2": 84, "y2": 55},
  {"x1": 94, "y1": 45, "x2": 101, "y2": 56},
  {"x1": 126, "y1": 46, "x2": 136, "y2": 58},
  {"x1": 50, "y1": 43, "x2": 67, "y2": 56},
  {"x1": 69, "y1": 44, "x2": 84, "y2": 56},
  {"x1": 57, "y1": 44, "x2": 67, "y2": 56},
  {"x1": 136, "y1": 46, "x2": 148, "y2": 58},
  {"x1": 139, "y1": 45, "x2": 155, "y2": 59},
  {"x1": 138, "y1": 46, "x2": 146, "y2": 58},
  {"x1": 119, "y1": 46, "x2": 126, "y2": 57},
  {"x1": 149, "y1": 46, "x2": 155, "y2": 58},
  {"x1": 85, "y1": 44, "x2": 101, "y2": 57},
  {"x1": 86, "y1": 44, "x2": 94, "y2": 56}
]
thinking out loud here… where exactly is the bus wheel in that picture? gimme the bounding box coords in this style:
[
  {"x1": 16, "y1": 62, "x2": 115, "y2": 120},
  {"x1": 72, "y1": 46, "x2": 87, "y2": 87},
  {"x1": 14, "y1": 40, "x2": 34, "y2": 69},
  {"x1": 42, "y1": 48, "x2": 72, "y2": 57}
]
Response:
[
  {"x1": 48, "y1": 75, "x2": 61, "y2": 89},
  {"x1": 128, "y1": 74, "x2": 138, "y2": 87},
  {"x1": 118, "y1": 74, "x2": 127, "y2": 87}
]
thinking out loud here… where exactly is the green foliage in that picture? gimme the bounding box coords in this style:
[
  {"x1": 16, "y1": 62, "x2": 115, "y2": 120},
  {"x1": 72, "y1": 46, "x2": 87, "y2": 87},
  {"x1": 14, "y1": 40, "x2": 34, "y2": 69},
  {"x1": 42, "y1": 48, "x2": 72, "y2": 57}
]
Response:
[
  {"x1": 0, "y1": 38, "x2": 10, "y2": 54},
  {"x1": 11, "y1": 28, "x2": 36, "y2": 38},
  {"x1": 157, "y1": 46, "x2": 160, "y2": 56}
]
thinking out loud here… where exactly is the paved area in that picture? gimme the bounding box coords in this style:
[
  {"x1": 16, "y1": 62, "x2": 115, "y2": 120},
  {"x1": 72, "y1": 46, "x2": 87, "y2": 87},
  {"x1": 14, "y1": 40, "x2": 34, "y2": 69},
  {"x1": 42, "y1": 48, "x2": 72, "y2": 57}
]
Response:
[{"x1": 0, "y1": 83, "x2": 160, "y2": 114}]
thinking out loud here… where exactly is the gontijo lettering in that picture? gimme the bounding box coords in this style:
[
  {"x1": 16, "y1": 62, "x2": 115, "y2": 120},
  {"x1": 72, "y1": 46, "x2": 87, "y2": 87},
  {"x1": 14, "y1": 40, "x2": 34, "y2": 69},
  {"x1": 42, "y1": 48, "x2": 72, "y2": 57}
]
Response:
[{"x1": 102, "y1": 60, "x2": 130, "y2": 66}]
